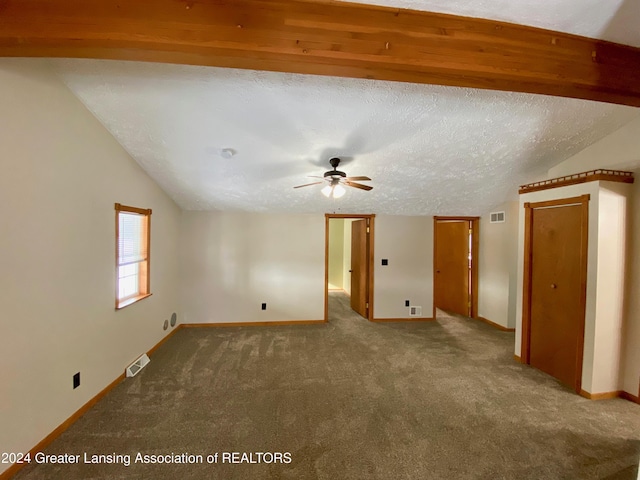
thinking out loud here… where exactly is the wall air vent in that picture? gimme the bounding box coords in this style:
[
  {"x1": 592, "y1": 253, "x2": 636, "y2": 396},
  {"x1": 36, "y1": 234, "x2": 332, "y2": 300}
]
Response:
[
  {"x1": 409, "y1": 306, "x2": 422, "y2": 317},
  {"x1": 490, "y1": 211, "x2": 506, "y2": 223}
]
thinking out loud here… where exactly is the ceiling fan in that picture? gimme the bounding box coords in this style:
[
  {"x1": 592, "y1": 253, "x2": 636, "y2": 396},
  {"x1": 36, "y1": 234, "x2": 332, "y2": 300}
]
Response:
[{"x1": 294, "y1": 157, "x2": 373, "y2": 198}]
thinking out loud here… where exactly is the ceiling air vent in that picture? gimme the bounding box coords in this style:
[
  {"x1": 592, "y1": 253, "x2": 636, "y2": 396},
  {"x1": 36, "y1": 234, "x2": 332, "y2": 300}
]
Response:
[{"x1": 490, "y1": 211, "x2": 506, "y2": 223}]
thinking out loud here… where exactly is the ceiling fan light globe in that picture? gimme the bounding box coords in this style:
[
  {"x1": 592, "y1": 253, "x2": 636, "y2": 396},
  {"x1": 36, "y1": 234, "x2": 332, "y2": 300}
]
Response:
[
  {"x1": 321, "y1": 185, "x2": 333, "y2": 197},
  {"x1": 333, "y1": 184, "x2": 346, "y2": 198}
]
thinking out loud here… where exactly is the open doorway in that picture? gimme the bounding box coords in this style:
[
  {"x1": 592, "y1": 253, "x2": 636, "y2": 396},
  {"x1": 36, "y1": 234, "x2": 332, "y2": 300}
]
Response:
[
  {"x1": 324, "y1": 214, "x2": 375, "y2": 322},
  {"x1": 433, "y1": 216, "x2": 479, "y2": 319}
]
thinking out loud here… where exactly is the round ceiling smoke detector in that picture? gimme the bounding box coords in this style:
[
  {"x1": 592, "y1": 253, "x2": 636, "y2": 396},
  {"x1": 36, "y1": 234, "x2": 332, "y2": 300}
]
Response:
[{"x1": 220, "y1": 148, "x2": 235, "y2": 159}]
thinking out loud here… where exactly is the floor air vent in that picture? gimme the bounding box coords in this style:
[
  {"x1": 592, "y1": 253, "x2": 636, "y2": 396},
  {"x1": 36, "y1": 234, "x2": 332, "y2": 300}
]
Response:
[
  {"x1": 409, "y1": 306, "x2": 422, "y2": 317},
  {"x1": 126, "y1": 353, "x2": 150, "y2": 377}
]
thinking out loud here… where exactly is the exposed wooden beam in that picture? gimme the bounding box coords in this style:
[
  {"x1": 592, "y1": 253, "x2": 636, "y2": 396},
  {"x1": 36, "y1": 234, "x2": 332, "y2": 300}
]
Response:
[{"x1": 1, "y1": 0, "x2": 639, "y2": 106}]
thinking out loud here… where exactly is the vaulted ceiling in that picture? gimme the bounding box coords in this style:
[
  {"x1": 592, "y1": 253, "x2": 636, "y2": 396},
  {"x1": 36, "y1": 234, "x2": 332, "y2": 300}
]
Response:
[
  {"x1": 340, "y1": 0, "x2": 640, "y2": 47},
  {"x1": 5, "y1": 0, "x2": 640, "y2": 215}
]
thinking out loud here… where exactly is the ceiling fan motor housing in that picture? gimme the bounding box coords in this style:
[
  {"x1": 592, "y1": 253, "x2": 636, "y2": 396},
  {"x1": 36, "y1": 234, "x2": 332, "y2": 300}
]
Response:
[{"x1": 326, "y1": 157, "x2": 346, "y2": 177}]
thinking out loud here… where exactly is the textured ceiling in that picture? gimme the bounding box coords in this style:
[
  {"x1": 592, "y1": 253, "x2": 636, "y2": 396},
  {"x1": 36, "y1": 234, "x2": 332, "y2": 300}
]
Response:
[
  {"x1": 37, "y1": 1, "x2": 640, "y2": 215},
  {"x1": 48, "y1": 59, "x2": 639, "y2": 216},
  {"x1": 339, "y1": 0, "x2": 640, "y2": 47},
  {"x1": 6, "y1": 1, "x2": 640, "y2": 216}
]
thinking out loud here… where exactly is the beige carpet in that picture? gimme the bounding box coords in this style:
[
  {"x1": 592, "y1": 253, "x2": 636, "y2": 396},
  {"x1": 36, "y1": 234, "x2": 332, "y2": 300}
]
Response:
[{"x1": 13, "y1": 292, "x2": 640, "y2": 479}]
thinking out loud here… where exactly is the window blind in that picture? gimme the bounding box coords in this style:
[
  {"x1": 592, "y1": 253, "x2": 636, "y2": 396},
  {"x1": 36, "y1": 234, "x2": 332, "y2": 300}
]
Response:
[{"x1": 118, "y1": 212, "x2": 147, "y2": 266}]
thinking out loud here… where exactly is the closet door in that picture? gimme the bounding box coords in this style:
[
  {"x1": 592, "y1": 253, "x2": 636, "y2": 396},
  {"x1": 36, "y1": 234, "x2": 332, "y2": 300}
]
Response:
[{"x1": 523, "y1": 195, "x2": 589, "y2": 392}]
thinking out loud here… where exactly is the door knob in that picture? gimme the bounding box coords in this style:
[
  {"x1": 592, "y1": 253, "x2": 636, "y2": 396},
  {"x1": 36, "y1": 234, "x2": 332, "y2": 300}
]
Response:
[
  {"x1": 550, "y1": 283, "x2": 557, "y2": 289},
  {"x1": 349, "y1": 270, "x2": 352, "y2": 272}
]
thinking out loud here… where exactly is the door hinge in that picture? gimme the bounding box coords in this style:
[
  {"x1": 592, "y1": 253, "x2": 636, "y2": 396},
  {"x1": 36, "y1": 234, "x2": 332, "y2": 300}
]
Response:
[
  {"x1": 366, "y1": 227, "x2": 370, "y2": 233},
  {"x1": 366, "y1": 302, "x2": 369, "y2": 308}
]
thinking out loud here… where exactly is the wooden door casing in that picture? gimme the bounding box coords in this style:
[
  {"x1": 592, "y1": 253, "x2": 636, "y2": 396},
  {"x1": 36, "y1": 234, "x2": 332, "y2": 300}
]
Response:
[
  {"x1": 350, "y1": 219, "x2": 368, "y2": 318},
  {"x1": 522, "y1": 195, "x2": 589, "y2": 393},
  {"x1": 324, "y1": 214, "x2": 375, "y2": 323}
]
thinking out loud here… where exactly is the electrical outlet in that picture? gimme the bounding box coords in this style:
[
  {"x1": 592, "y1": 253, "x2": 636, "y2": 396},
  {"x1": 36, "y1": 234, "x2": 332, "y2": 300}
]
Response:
[
  {"x1": 73, "y1": 372, "x2": 80, "y2": 389},
  {"x1": 261, "y1": 303, "x2": 267, "y2": 310},
  {"x1": 405, "y1": 300, "x2": 410, "y2": 307},
  {"x1": 381, "y1": 259, "x2": 388, "y2": 266}
]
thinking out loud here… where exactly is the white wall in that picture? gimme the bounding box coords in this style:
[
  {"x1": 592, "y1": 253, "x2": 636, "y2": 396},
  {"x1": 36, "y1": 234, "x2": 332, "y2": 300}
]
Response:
[
  {"x1": 623, "y1": 174, "x2": 640, "y2": 398},
  {"x1": 478, "y1": 202, "x2": 519, "y2": 328},
  {"x1": 0, "y1": 61, "x2": 181, "y2": 475},
  {"x1": 179, "y1": 211, "x2": 325, "y2": 323},
  {"x1": 328, "y1": 218, "x2": 345, "y2": 289},
  {"x1": 373, "y1": 216, "x2": 433, "y2": 319},
  {"x1": 180, "y1": 213, "x2": 436, "y2": 323},
  {"x1": 593, "y1": 183, "x2": 628, "y2": 393}
]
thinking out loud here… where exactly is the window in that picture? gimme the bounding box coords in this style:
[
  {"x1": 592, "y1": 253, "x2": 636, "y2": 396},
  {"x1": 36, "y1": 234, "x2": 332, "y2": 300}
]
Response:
[{"x1": 115, "y1": 203, "x2": 152, "y2": 309}]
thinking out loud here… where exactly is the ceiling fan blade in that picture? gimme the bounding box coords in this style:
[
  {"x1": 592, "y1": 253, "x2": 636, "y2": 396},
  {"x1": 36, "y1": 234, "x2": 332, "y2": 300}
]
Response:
[
  {"x1": 308, "y1": 175, "x2": 326, "y2": 179},
  {"x1": 345, "y1": 181, "x2": 373, "y2": 191},
  {"x1": 293, "y1": 181, "x2": 324, "y2": 189},
  {"x1": 345, "y1": 176, "x2": 371, "y2": 181}
]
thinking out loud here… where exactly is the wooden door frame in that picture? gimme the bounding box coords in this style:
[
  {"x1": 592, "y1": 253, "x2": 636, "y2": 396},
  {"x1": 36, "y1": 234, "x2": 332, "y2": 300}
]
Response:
[
  {"x1": 433, "y1": 216, "x2": 480, "y2": 319},
  {"x1": 521, "y1": 194, "x2": 589, "y2": 393},
  {"x1": 325, "y1": 214, "x2": 375, "y2": 322}
]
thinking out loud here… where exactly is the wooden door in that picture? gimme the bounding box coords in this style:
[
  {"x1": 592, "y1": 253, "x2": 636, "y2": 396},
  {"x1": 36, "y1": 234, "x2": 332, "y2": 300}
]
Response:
[
  {"x1": 528, "y1": 203, "x2": 586, "y2": 390},
  {"x1": 350, "y1": 219, "x2": 368, "y2": 318},
  {"x1": 434, "y1": 220, "x2": 470, "y2": 316}
]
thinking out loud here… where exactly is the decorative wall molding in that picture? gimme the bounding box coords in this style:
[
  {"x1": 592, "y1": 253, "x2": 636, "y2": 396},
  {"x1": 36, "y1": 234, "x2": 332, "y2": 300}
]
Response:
[{"x1": 519, "y1": 170, "x2": 633, "y2": 194}]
